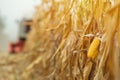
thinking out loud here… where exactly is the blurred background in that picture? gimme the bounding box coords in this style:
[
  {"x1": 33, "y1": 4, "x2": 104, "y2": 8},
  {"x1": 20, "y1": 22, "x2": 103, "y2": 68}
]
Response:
[{"x1": 0, "y1": 0, "x2": 41, "y2": 52}]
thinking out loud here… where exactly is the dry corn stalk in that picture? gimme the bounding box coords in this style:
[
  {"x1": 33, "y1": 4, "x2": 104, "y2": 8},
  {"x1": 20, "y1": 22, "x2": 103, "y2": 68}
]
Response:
[{"x1": 23, "y1": 0, "x2": 120, "y2": 80}]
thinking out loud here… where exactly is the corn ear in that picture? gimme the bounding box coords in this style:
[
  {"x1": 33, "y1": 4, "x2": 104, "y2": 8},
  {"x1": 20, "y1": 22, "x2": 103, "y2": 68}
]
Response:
[{"x1": 87, "y1": 37, "x2": 100, "y2": 59}]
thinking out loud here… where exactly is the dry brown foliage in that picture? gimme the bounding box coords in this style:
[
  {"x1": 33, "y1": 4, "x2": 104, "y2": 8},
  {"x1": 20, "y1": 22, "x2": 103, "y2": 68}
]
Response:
[{"x1": 23, "y1": 0, "x2": 120, "y2": 80}]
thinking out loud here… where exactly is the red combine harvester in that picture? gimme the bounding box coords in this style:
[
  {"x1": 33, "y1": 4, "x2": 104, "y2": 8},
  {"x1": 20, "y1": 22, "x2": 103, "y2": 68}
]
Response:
[
  {"x1": 9, "y1": 20, "x2": 32, "y2": 53},
  {"x1": 9, "y1": 38, "x2": 25, "y2": 53}
]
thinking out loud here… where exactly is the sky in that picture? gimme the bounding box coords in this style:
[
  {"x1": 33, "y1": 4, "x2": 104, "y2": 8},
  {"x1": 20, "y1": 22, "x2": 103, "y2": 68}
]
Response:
[
  {"x1": 0, "y1": 0, "x2": 41, "y2": 41},
  {"x1": 0, "y1": 0, "x2": 41, "y2": 52}
]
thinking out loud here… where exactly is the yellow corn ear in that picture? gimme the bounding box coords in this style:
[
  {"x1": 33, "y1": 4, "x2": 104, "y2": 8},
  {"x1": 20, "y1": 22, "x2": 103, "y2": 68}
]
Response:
[{"x1": 87, "y1": 37, "x2": 100, "y2": 59}]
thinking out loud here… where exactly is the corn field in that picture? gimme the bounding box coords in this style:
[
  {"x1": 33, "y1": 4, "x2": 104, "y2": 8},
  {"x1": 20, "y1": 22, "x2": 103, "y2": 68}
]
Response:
[{"x1": 1, "y1": 0, "x2": 120, "y2": 80}]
